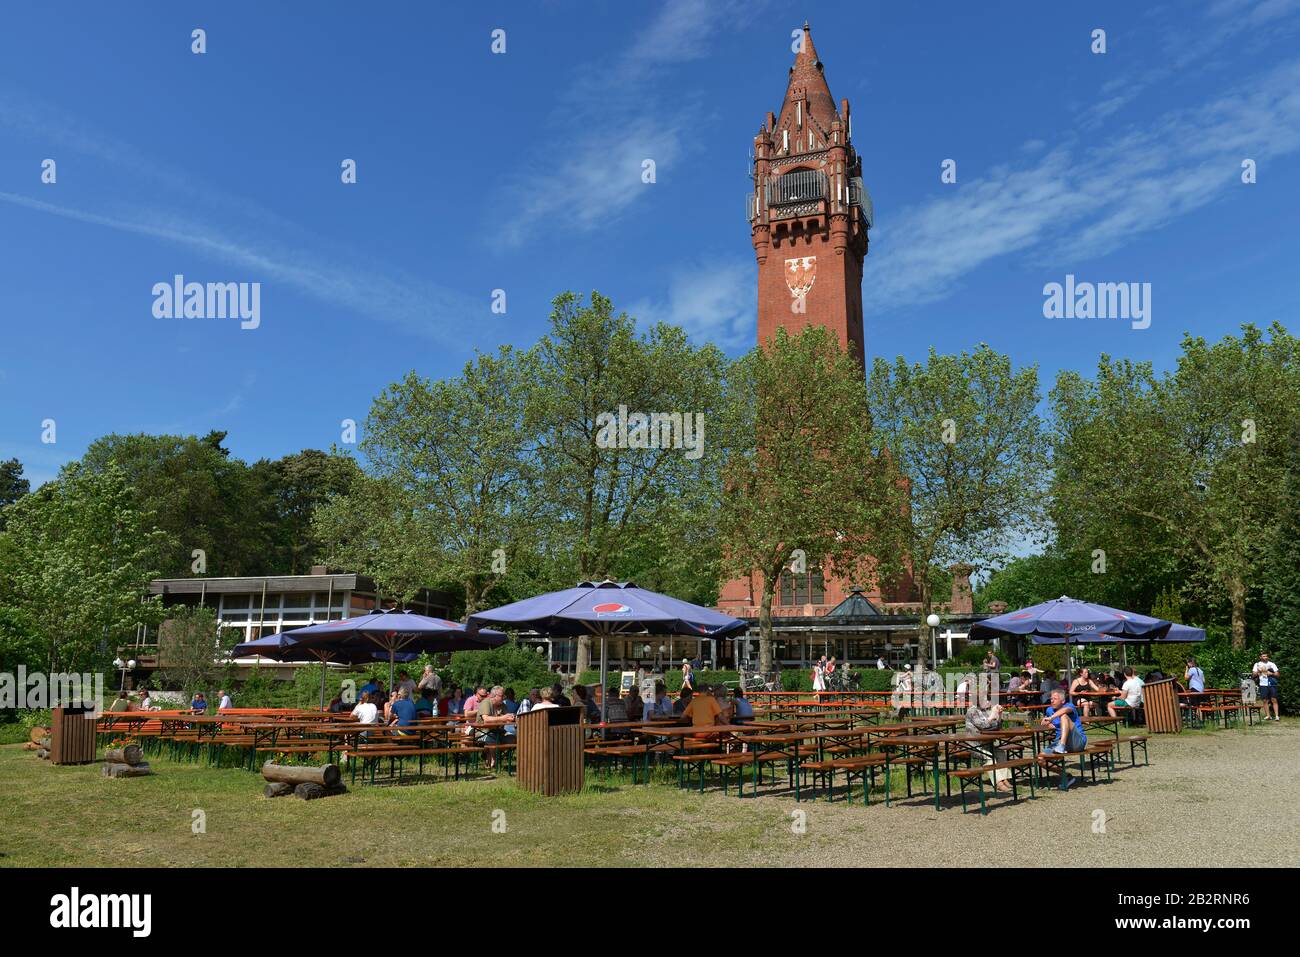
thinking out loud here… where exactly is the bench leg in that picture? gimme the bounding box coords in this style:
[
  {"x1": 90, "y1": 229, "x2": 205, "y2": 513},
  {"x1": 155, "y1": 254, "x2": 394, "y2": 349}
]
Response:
[{"x1": 976, "y1": 776, "x2": 987, "y2": 816}]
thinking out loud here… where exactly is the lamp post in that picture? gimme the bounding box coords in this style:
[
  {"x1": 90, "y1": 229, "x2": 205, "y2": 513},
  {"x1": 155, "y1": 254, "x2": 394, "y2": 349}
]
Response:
[
  {"x1": 926, "y1": 613, "x2": 941, "y2": 669},
  {"x1": 112, "y1": 657, "x2": 137, "y2": 692}
]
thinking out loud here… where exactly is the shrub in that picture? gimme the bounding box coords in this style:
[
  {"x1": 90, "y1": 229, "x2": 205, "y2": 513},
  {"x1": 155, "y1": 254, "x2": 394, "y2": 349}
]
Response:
[{"x1": 450, "y1": 639, "x2": 555, "y2": 696}]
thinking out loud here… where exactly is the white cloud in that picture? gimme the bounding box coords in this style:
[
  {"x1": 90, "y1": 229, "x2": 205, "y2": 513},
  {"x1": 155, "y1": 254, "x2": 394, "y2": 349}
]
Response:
[
  {"x1": 0, "y1": 191, "x2": 480, "y2": 341},
  {"x1": 866, "y1": 55, "x2": 1300, "y2": 315},
  {"x1": 629, "y1": 259, "x2": 755, "y2": 350},
  {"x1": 497, "y1": 0, "x2": 762, "y2": 246}
]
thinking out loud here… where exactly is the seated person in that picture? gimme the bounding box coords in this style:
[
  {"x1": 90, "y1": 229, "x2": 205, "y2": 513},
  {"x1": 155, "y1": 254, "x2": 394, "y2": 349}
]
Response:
[
  {"x1": 190, "y1": 691, "x2": 207, "y2": 713},
  {"x1": 473, "y1": 686, "x2": 514, "y2": 768},
  {"x1": 681, "y1": 685, "x2": 723, "y2": 737},
  {"x1": 625, "y1": 691, "x2": 644, "y2": 722},
  {"x1": 109, "y1": 691, "x2": 131, "y2": 713},
  {"x1": 646, "y1": 682, "x2": 674, "y2": 719},
  {"x1": 326, "y1": 693, "x2": 346, "y2": 714},
  {"x1": 1007, "y1": 671, "x2": 1031, "y2": 693},
  {"x1": 1070, "y1": 668, "x2": 1099, "y2": 716},
  {"x1": 570, "y1": 684, "x2": 600, "y2": 722},
  {"x1": 414, "y1": 688, "x2": 437, "y2": 717},
  {"x1": 1040, "y1": 688, "x2": 1087, "y2": 786},
  {"x1": 731, "y1": 688, "x2": 754, "y2": 724},
  {"x1": 1107, "y1": 668, "x2": 1144, "y2": 719},
  {"x1": 388, "y1": 688, "x2": 418, "y2": 735},
  {"x1": 673, "y1": 687, "x2": 693, "y2": 716}
]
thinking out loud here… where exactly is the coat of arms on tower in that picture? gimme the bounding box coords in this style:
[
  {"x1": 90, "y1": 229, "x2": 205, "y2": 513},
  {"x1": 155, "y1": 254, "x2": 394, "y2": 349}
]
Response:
[{"x1": 784, "y1": 256, "x2": 817, "y2": 299}]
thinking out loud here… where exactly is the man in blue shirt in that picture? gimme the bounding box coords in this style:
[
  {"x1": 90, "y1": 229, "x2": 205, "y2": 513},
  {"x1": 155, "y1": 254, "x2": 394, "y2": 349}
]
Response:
[
  {"x1": 1042, "y1": 687, "x2": 1087, "y2": 754},
  {"x1": 388, "y1": 688, "x2": 418, "y2": 734},
  {"x1": 730, "y1": 688, "x2": 754, "y2": 724},
  {"x1": 359, "y1": 677, "x2": 379, "y2": 699}
]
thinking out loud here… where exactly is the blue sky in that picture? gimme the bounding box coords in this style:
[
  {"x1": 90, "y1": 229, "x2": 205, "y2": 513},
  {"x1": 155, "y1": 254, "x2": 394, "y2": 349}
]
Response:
[{"x1": 2, "y1": 0, "x2": 1298, "y2": 486}]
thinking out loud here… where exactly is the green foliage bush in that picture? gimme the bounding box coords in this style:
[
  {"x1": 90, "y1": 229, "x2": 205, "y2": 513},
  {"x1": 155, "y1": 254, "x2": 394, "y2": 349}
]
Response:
[{"x1": 450, "y1": 640, "x2": 554, "y2": 695}]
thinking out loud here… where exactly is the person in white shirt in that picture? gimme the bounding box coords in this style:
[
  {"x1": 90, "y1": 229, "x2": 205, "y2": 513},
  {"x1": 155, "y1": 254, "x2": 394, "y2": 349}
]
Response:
[
  {"x1": 1107, "y1": 668, "x2": 1144, "y2": 718},
  {"x1": 395, "y1": 670, "x2": 418, "y2": 697},
  {"x1": 876, "y1": 657, "x2": 885, "y2": 670},
  {"x1": 532, "y1": 687, "x2": 559, "y2": 710},
  {"x1": 217, "y1": 689, "x2": 232, "y2": 710},
  {"x1": 1253, "y1": 652, "x2": 1281, "y2": 720},
  {"x1": 350, "y1": 691, "x2": 380, "y2": 725}
]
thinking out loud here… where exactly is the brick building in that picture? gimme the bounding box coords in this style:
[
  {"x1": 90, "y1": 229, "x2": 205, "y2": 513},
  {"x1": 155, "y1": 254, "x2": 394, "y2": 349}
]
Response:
[{"x1": 717, "y1": 24, "x2": 986, "y2": 665}]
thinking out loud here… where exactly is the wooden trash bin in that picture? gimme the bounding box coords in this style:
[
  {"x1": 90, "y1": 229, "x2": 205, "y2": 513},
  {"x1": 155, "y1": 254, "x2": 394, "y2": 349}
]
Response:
[
  {"x1": 50, "y1": 705, "x2": 98, "y2": 764},
  {"x1": 1142, "y1": 677, "x2": 1182, "y2": 733},
  {"x1": 517, "y1": 706, "x2": 584, "y2": 795}
]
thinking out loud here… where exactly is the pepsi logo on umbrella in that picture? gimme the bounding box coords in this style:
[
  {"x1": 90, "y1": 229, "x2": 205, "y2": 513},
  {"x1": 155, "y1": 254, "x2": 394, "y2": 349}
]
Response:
[{"x1": 593, "y1": 602, "x2": 633, "y2": 617}]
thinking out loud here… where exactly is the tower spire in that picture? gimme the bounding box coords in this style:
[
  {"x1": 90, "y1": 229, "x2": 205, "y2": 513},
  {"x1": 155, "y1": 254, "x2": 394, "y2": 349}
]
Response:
[{"x1": 778, "y1": 21, "x2": 837, "y2": 146}]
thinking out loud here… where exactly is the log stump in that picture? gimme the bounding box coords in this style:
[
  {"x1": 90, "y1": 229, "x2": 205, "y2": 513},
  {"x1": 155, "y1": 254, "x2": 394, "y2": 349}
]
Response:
[
  {"x1": 36, "y1": 748, "x2": 49, "y2": 760},
  {"x1": 294, "y1": 782, "x2": 348, "y2": 800},
  {"x1": 105, "y1": 744, "x2": 144, "y2": 766},
  {"x1": 103, "y1": 761, "x2": 153, "y2": 778},
  {"x1": 29, "y1": 726, "x2": 51, "y2": 744},
  {"x1": 263, "y1": 781, "x2": 295, "y2": 798},
  {"x1": 261, "y1": 761, "x2": 340, "y2": 788}
]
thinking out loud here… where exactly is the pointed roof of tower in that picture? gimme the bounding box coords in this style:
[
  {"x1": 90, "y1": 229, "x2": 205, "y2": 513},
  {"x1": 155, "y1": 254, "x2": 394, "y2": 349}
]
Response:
[{"x1": 775, "y1": 21, "x2": 839, "y2": 150}]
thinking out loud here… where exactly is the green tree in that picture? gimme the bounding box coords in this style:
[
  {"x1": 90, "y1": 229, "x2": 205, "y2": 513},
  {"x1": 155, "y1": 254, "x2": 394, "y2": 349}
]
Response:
[
  {"x1": 531, "y1": 291, "x2": 731, "y2": 673},
  {"x1": 1260, "y1": 432, "x2": 1300, "y2": 714},
  {"x1": 254, "y1": 449, "x2": 362, "y2": 574},
  {"x1": 349, "y1": 348, "x2": 541, "y2": 614},
  {"x1": 0, "y1": 458, "x2": 30, "y2": 529},
  {"x1": 155, "y1": 605, "x2": 239, "y2": 697},
  {"x1": 76, "y1": 431, "x2": 267, "y2": 577},
  {"x1": 867, "y1": 344, "x2": 1050, "y2": 660},
  {"x1": 0, "y1": 463, "x2": 165, "y2": 672},
  {"x1": 719, "y1": 326, "x2": 908, "y2": 673},
  {"x1": 1051, "y1": 324, "x2": 1298, "y2": 648}
]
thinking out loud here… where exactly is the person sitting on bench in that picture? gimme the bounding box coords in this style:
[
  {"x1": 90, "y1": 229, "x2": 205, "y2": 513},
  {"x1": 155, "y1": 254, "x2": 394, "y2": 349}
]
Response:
[
  {"x1": 1042, "y1": 688, "x2": 1087, "y2": 755},
  {"x1": 965, "y1": 700, "x2": 1011, "y2": 792},
  {"x1": 1107, "y1": 668, "x2": 1144, "y2": 719}
]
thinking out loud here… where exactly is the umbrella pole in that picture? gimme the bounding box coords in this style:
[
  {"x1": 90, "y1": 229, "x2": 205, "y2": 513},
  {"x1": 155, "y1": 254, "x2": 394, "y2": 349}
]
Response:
[
  {"x1": 320, "y1": 660, "x2": 327, "y2": 710},
  {"x1": 599, "y1": 631, "x2": 608, "y2": 726}
]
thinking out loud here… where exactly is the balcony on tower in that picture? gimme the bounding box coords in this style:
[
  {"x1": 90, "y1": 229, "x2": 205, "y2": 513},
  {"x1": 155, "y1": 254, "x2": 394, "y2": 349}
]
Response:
[{"x1": 747, "y1": 169, "x2": 873, "y2": 230}]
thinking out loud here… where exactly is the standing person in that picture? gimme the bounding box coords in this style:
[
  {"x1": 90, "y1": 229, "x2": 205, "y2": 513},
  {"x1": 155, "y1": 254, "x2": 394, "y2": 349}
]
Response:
[
  {"x1": 217, "y1": 689, "x2": 232, "y2": 711},
  {"x1": 982, "y1": 649, "x2": 1000, "y2": 673},
  {"x1": 876, "y1": 656, "x2": 886, "y2": 670},
  {"x1": 812, "y1": 657, "x2": 826, "y2": 693},
  {"x1": 395, "y1": 670, "x2": 417, "y2": 697},
  {"x1": 680, "y1": 659, "x2": 694, "y2": 693},
  {"x1": 1253, "y1": 652, "x2": 1281, "y2": 721},
  {"x1": 416, "y1": 664, "x2": 442, "y2": 698},
  {"x1": 1184, "y1": 658, "x2": 1206, "y2": 694}
]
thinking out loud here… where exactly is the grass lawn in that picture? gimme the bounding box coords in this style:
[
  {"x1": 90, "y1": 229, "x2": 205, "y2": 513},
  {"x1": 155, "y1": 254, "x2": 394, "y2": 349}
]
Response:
[
  {"x1": 0, "y1": 744, "x2": 804, "y2": 867},
  {"x1": 2, "y1": 720, "x2": 1296, "y2": 868}
]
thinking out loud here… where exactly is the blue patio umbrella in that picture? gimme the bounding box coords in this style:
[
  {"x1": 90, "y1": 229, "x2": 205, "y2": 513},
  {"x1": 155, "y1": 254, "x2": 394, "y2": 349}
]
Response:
[
  {"x1": 248, "y1": 609, "x2": 507, "y2": 699},
  {"x1": 466, "y1": 580, "x2": 748, "y2": 723},
  {"x1": 230, "y1": 631, "x2": 420, "y2": 707},
  {"x1": 969, "y1": 595, "x2": 1175, "y2": 684}
]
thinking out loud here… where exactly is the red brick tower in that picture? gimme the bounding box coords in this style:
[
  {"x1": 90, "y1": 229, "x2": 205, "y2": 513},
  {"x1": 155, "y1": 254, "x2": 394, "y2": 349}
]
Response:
[
  {"x1": 750, "y1": 21, "x2": 871, "y2": 367},
  {"x1": 718, "y1": 23, "x2": 879, "y2": 622}
]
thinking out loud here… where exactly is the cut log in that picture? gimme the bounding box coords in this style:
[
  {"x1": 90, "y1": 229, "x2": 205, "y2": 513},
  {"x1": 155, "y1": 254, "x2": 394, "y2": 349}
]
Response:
[
  {"x1": 21, "y1": 742, "x2": 38, "y2": 752},
  {"x1": 294, "y1": 782, "x2": 348, "y2": 800},
  {"x1": 261, "y1": 761, "x2": 340, "y2": 788},
  {"x1": 36, "y1": 748, "x2": 49, "y2": 760},
  {"x1": 38, "y1": 736, "x2": 50, "y2": 749},
  {"x1": 102, "y1": 761, "x2": 152, "y2": 778},
  {"x1": 104, "y1": 744, "x2": 144, "y2": 766},
  {"x1": 263, "y1": 781, "x2": 295, "y2": 798},
  {"x1": 29, "y1": 726, "x2": 51, "y2": 744}
]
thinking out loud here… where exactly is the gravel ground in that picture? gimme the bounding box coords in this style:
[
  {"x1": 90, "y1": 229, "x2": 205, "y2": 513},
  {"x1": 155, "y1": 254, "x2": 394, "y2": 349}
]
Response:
[{"x1": 752, "y1": 721, "x2": 1300, "y2": 867}]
